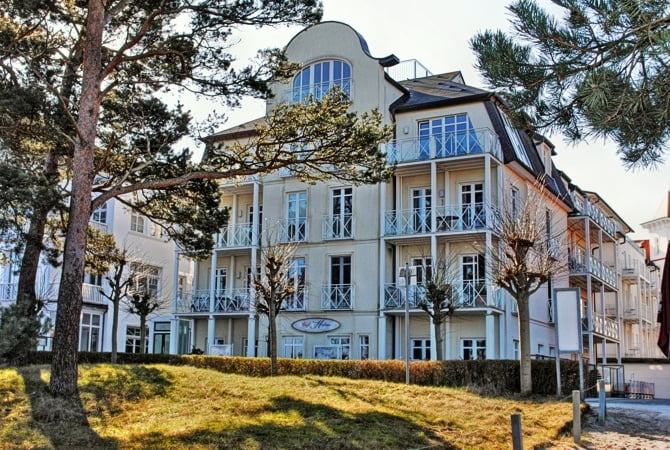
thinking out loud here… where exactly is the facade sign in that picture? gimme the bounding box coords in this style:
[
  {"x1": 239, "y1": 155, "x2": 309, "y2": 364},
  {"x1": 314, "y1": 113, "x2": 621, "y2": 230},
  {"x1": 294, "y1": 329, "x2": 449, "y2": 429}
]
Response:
[{"x1": 292, "y1": 318, "x2": 340, "y2": 333}]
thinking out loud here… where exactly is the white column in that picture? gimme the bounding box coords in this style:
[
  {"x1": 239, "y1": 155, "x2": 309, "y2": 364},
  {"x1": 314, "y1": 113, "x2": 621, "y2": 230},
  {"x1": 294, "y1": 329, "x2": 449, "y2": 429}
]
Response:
[
  {"x1": 430, "y1": 234, "x2": 437, "y2": 359},
  {"x1": 378, "y1": 316, "x2": 387, "y2": 360},
  {"x1": 445, "y1": 317, "x2": 452, "y2": 359},
  {"x1": 207, "y1": 251, "x2": 218, "y2": 354},
  {"x1": 430, "y1": 161, "x2": 437, "y2": 233},
  {"x1": 169, "y1": 318, "x2": 179, "y2": 355},
  {"x1": 429, "y1": 316, "x2": 436, "y2": 360},
  {"x1": 499, "y1": 309, "x2": 507, "y2": 359},
  {"x1": 486, "y1": 312, "x2": 496, "y2": 359},
  {"x1": 170, "y1": 249, "x2": 180, "y2": 354},
  {"x1": 378, "y1": 182, "x2": 387, "y2": 360},
  {"x1": 248, "y1": 180, "x2": 260, "y2": 357}
]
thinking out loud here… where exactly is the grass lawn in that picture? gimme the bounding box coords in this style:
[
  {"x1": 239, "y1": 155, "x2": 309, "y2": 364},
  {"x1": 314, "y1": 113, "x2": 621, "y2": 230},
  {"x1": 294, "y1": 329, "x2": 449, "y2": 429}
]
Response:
[{"x1": 1, "y1": 363, "x2": 577, "y2": 449}]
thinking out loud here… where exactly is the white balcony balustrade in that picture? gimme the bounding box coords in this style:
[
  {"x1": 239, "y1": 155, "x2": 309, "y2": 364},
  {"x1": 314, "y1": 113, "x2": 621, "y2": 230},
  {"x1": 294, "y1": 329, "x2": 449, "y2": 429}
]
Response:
[
  {"x1": 82, "y1": 283, "x2": 106, "y2": 305},
  {"x1": 569, "y1": 193, "x2": 617, "y2": 236},
  {"x1": 383, "y1": 281, "x2": 502, "y2": 309},
  {"x1": 217, "y1": 223, "x2": 255, "y2": 248},
  {"x1": 385, "y1": 203, "x2": 490, "y2": 236},
  {"x1": 177, "y1": 289, "x2": 251, "y2": 313},
  {"x1": 278, "y1": 218, "x2": 308, "y2": 243},
  {"x1": 385, "y1": 128, "x2": 500, "y2": 164},
  {"x1": 321, "y1": 284, "x2": 353, "y2": 310},
  {"x1": 281, "y1": 288, "x2": 306, "y2": 311},
  {"x1": 89, "y1": 220, "x2": 108, "y2": 233},
  {"x1": 0, "y1": 283, "x2": 17, "y2": 302},
  {"x1": 322, "y1": 214, "x2": 353, "y2": 240}
]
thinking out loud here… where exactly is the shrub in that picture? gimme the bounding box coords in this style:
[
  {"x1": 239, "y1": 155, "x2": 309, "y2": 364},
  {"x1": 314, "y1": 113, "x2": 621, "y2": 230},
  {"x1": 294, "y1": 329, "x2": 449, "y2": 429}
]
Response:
[{"x1": 20, "y1": 351, "x2": 585, "y2": 395}]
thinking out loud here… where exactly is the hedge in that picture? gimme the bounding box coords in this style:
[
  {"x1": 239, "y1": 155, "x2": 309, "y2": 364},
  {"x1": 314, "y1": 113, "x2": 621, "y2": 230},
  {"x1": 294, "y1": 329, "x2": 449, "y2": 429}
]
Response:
[{"x1": 19, "y1": 351, "x2": 589, "y2": 396}]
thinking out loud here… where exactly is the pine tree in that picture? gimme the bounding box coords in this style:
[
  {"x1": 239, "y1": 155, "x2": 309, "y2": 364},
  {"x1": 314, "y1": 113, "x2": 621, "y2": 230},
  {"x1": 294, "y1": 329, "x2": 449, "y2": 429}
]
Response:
[{"x1": 471, "y1": 0, "x2": 670, "y2": 167}]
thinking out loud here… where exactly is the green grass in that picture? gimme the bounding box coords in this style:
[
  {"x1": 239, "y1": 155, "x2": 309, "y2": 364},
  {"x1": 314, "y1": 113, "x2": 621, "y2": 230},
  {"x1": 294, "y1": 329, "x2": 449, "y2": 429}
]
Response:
[{"x1": 0, "y1": 364, "x2": 577, "y2": 449}]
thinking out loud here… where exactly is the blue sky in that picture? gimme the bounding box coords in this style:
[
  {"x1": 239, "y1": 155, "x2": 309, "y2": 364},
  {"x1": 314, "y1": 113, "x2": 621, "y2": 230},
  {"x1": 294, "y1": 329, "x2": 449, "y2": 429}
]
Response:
[{"x1": 188, "y1": 0, "x2": 670, "y2": 238}]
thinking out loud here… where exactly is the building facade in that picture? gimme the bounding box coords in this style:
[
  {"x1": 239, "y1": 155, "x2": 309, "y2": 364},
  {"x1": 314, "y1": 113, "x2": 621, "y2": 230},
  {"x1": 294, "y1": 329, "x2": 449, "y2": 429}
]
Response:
[
  {"x1": 0, "y1": 197, "x2": 190, "y2": 354},
  {"x1": 171, "y1": 22, "x2": 651, "y2": 365}
]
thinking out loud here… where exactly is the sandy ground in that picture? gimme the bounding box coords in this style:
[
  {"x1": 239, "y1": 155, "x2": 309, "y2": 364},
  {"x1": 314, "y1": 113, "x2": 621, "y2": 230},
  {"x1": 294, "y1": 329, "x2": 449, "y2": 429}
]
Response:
[{"x1": 566, "y1": 401, "x2": 670, "y2": 449}]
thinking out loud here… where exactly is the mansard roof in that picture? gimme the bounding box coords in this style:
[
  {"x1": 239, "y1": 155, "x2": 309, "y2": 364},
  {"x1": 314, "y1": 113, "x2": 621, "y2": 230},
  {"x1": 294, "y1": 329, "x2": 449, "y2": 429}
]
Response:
[{"x1": 390, "y1": 73, "x2": 490, "y2": 112}]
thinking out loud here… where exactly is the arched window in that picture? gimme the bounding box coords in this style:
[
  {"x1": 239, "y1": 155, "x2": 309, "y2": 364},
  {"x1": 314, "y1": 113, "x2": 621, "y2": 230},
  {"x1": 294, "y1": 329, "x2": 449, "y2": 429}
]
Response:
[{"x1": 291, "y1": 60, "x2": 351, "y2": 102}]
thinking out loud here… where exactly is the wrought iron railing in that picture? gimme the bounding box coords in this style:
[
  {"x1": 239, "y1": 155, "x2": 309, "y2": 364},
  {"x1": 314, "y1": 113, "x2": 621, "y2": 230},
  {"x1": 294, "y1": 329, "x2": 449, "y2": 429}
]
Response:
[{"x1": 176, "y1": 289, "x2": 251, "y2": 313}]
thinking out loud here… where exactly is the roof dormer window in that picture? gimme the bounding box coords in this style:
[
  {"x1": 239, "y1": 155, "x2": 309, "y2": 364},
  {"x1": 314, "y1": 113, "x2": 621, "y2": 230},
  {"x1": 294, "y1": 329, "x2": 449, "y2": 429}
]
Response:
[
  {"x1": 499, "y1": 109, "x2": 532, "y2": 168},
  {"x1": 291, "y1": 60, "x2": 351, "y2": 102}
]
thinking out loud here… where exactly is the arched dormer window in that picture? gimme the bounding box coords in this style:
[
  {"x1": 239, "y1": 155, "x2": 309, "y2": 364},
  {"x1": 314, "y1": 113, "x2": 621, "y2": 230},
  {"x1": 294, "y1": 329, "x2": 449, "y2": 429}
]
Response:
[{"x1": 291, "y1": 60, "x2": 351, "y2": 102}]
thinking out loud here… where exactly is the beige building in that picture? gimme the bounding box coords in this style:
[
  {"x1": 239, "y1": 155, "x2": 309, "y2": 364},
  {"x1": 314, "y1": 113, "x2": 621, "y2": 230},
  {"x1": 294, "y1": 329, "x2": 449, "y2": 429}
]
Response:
[{"x1": 170, "y1": 22, "x2": 647, "y2": 364}]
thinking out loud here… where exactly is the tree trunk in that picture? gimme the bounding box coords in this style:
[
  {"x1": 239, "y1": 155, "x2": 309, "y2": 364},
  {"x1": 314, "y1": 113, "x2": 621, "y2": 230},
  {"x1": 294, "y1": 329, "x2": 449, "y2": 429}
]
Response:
[
  {"x1": 110, "y1": 296, "x2": 120, "y2": 362},
  {"x1": 433, "y1": 316, "x2": 444, "y2": 361},
  {"x1": 49, "y1": 0, "x2": 105, "y2": 399},
  {"x1": 139, "y1": 316, "x2": 146, "y2": 354},
  {"x1": 268, "y1": 296, "x2": 277, "y2": 376},
  {"x1": 517, "y1": 293, "x2": 532, "y2": 395}
]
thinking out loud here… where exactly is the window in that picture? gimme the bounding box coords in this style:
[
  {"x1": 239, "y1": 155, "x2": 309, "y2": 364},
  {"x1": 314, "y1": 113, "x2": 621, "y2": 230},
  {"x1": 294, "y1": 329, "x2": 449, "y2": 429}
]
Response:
[
  {"x1": 91, "y1": 203, "x2": 107, "y2": 223},
  {"x1": 499, "y1": 109, "x2": 532, "y2": 167},
  {"x1": 461, "y1": 338, "x2": 486, "y2": 360},
  {"x1": 359, "y1": 335, "x2": 370, "y2": 360},
  {"x1": 511, "y1": 188, "x2": 519, "y2": 218},
  {"x1": 282, "y1": 336, "x2": 304, "y2": 358},
  {"x1": 131, "y1": 263, "x2": 161, "y2": 297},
  {"x1": 84, "y1": 271, "x2": 103, "y2": 286},
  {"x1": 177, "y1": 276, "x2": 186, "y2": 299},
  {"x1": 461, "y1": 183, "x2": 484, "y2": 228},
  {"x1": 326, "y1": 256, "x2": 352, "y2": 309},
  {"x1": 292, "y1": 60, "x2": 351, "y2": 102},
  {"x1": 549, "y1": 346, "x2": 556, "y2": 357},
  {"x1": 286, "y1": 258, "x2": 306, "y2": 310},
  {"x1": 328, "y1": 187, "x2": 353, "y2": 239},
  {"x1": 412, "y1": 187, "x2": 432, "y2": 233},
  {"x1": 214, "y1": 267, "x2": 227, "y2": 292},
  {"x1": 286, "y1": 191, "x2": 307, "y2": 241},
  {"x1": 330, "y1": 256, "x2": 351, "y2": 286},
  {"x1": 125, "y1": 325, "x2": 148, "y2": 353},
  {"x1": 149, "y1": 222, "x2": 162, "y2": 238},
  {"x1": 79, "y1": 312, "x2": 101, "y2": 352},
  {"x1": 537, "y1": 344, "x2": 545, "y2": 356},
  {"x1": 329, "y1": 336, "x2": 350, "y2": 360},
  {"x1": 412, "y1": 338, "x2": 431, "y2": 360},
  {"x1": 418, "y1": 113, "x2": 482, "y2": 158},
  {"x1": 130, "y1": 214, "x2": 145, "y2": 233},
  {"x1": 153, "y1": 321, "x2": 170, "y2": 354},
  {"x1": 246, "y1": 266, "x2": 261, "y2": 289},
  {"x1": 461, "y1": 254, "x2": 485, "y2": 306},
  {"x1": 411, "y1": 257, "x2": 432, "y2": 284}
]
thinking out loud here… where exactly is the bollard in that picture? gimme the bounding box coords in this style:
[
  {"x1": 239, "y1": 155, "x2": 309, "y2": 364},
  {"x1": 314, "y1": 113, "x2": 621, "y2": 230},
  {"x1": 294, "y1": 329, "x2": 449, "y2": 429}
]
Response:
[
  {"x1": 573, "y1": 390, "x2": 581, "y2": 444},
  {"x1": 598, "y1": 379, "x2": 607, "y2": 425},
  {"x1": 511, "y1": 413, "x2": 523, "y2": 450}
]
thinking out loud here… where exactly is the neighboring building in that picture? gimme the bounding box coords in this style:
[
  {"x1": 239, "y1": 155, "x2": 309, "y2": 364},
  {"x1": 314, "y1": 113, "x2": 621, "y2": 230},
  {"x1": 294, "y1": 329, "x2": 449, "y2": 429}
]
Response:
[
  {"x1": 641, "y1": 191, "x2": 670, "y2": 273},
  {"x1": 171, "y1": 21, "x2": 639, "y2": 365},
  {"x1": 0, "y1": 197, "x2": 191, "y2": 354}
]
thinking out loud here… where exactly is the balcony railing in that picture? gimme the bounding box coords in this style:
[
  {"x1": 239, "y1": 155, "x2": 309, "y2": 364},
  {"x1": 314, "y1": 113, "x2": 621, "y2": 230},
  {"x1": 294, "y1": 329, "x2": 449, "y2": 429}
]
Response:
[
  {"x1": 321, "y1": 284, "x2": 353, "y2": 310},
  {"x1": 286, "y1": 78, "x2": 352, "y2": 103},
  {"x1": 278, "y1": 218, "x2": 308, "y2": 243},
  {"x1": 383, "y1": 281, "x2": 502, "y2": 309},
  {"x1": 0, "y1": 283, "x2": 17, "y2": 302},
  {"x1": 281, "y1": 288, "x2": 306, "y2": 311},
  {"x1": 588, "y1": 315, "x2": 620, "y2": 340},
  {"x1": 176, "y1": 289, "x2": 251, "y2": 314},
  {"x1": 217, "y1": 223, "x2": 255, "y2": 248},
  {"x1": 569, "y1": 193, "x2": 617, "y2": 237},
  {"x1": 385, "y1": 128, "x2": 501, "y2": 164},
  {"x1": 385, "y1": 204, "x2": 490, "y2": 236},
  {"x1": 82, "y1": 283, "x2": 106, "y2": 305},
  {"x1": 90, "y1": 220, "x2": 108, "y2": 233},
  {"x1": 322, "y1": 214, "x2": 353, "y2": 240},
  {"x1": 568, "y1": 254, "x2": 617, "y2": 286}
]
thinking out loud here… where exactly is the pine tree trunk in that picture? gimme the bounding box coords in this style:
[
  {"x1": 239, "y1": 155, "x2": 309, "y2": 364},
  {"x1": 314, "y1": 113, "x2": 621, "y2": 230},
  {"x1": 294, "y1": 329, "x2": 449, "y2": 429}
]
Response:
[
  {"x1": 517, "y1": 293, "x2": 532, "y2": 395},
  {"x1": 49, "y1": 0, "x2": 104, "y2": 399}
]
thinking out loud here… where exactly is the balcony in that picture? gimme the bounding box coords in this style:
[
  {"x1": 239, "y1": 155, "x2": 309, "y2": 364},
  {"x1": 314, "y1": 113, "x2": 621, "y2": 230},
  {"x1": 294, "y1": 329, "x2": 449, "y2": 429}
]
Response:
[
  {"x1": 385, "y1": 204, "x2": 490, "y2": 236},
  {"x1": 385, "y1": 128, "x2": 501, "y2": 164},
  {"x1": 277, "y1": 218, "x2": 308, "y2": 243},
  {"x1": 383, "y1": 281, "x2": 502, "y2": 309},
  {"x1": 587, "y1": 315, "x2": 620, "y2": 340},
  {"x1": 321, "y1": 284, "x2": 353, "y2": 310},
  {"x1": 569, "y1": 193, "x2": 617, "y2": 237},
  {"x1": 176, "y1": 288, "x2": 251, "y2": 314},
  {"x1": 0, "y1": 283, "x2": 17, "y2": 303},
  {"x1": 82, "y1": 283, "x2": 106, "y2": 305},
  {"x1": 217, "y1": 223, "x2": 255, "y2": 248},
  {"x1": 90, "y1": 220, "x2": 108, "y2": 233},
  {"x1": 286, "y1": 78, "x2": 352, "y2": 103},
  {"x1": 282, "y1": 288, "x2": 307, "y2": 311},
  {"x1": 322, "y1": 214, "x2": 353, "y2": 240},
  {"x1": 568, "y1": 254, "x2": 617, "y2": 286}
]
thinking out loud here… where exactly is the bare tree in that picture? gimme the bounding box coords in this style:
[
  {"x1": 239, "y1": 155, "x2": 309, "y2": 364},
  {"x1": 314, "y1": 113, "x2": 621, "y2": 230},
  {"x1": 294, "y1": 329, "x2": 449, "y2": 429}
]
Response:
[
  {"x1": 486, "y1": 181, "x2": 565, "y2": 394},
  {"x1": 414, "y1": 255, "x2": 462, "y2": 361},
  {"x1": 254, "y1": 228, "x2": 300, "y2": 376},
  {"x1": 123, "y1": 263, "x2": 169, "y2": 355}
]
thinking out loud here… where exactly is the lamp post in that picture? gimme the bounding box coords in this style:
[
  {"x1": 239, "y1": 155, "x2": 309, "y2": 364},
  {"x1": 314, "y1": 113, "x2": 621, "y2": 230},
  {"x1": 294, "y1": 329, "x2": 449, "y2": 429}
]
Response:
[{"x1": 405, "y1": 262, "x2": 410, "y2": 385}]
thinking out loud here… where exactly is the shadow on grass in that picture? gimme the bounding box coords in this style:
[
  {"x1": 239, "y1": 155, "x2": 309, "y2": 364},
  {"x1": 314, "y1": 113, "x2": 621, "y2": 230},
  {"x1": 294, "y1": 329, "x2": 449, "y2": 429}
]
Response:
[
  {"x1": 18, "y1": 366, "x2": 118, "y2": 449},
  {"x1": 131, "y1": 394, "x2": 456, "y2": 449}
]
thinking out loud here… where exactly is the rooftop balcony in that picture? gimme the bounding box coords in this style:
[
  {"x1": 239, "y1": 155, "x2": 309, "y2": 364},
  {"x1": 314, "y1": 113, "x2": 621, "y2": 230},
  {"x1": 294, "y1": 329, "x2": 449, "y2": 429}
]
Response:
[
  {"x1": 569, "y1": 193, "x2": 618, "y2": 237},
  {"x1": 383, "y1": 281, "x2": 503, "y2": 309},
  {"x1": 385, "y1": 128, "x2": 501, "y2": 164},
  {"x1": 385, "y1": 204, "x2": 491, "y2": 236}
]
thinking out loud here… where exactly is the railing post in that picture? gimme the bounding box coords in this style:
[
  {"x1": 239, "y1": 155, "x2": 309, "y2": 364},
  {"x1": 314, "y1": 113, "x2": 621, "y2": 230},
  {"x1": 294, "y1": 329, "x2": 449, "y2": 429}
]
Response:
[
  {"x1": 573, "y1": 390, "x2": 581, "y2": 444},
  {"x1": 598, "y1": 379, "x2": 607, "y2": 425},
  {"x1": 511, "y1": 414, "x2": 523, "y2": 450}
]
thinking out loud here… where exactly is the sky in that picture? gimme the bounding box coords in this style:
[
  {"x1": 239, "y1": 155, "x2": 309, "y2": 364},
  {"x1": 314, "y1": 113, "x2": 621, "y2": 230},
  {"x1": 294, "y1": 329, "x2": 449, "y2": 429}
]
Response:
[{"x1": 187, "y1": 0, "x2": 670, "y2": 239}]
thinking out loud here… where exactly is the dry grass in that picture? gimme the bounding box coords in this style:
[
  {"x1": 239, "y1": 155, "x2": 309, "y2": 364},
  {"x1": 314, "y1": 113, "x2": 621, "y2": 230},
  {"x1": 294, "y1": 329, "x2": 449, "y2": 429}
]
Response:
[{"x1": 0, "y1": 363, "x2": 578, "y2": 449}]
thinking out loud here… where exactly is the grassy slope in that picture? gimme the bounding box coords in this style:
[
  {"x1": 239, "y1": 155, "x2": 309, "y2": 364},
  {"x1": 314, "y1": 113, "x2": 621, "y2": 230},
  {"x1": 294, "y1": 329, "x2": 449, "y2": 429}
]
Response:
[{"x1": 0, "y1": 364, "x2": 576, "y2": 449}]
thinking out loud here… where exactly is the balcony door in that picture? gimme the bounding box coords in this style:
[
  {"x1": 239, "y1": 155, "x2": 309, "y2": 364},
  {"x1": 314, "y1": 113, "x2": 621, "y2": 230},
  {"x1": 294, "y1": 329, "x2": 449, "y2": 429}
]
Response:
[
  {"x1": 460, "y1": 183, "x2": 484, "y2": 228},
  {"x1": 329, "y1": 256, "x2": 351, "y2": 308},
  {"x1": 461, "y1": 254, "x2": 485, "y2": 306},
  {"x1": 330, "y1": 187, "x2": 352, "y2": 238},
  {"x1": 412, "y1": 188, "x2": 431, "y2": 233},
  {"x1": 287, "y1": 191, "x2": 307, "y2": 241},
  {"x1": 247, "y1": 204, "x2": 262, "y2": 244}
]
